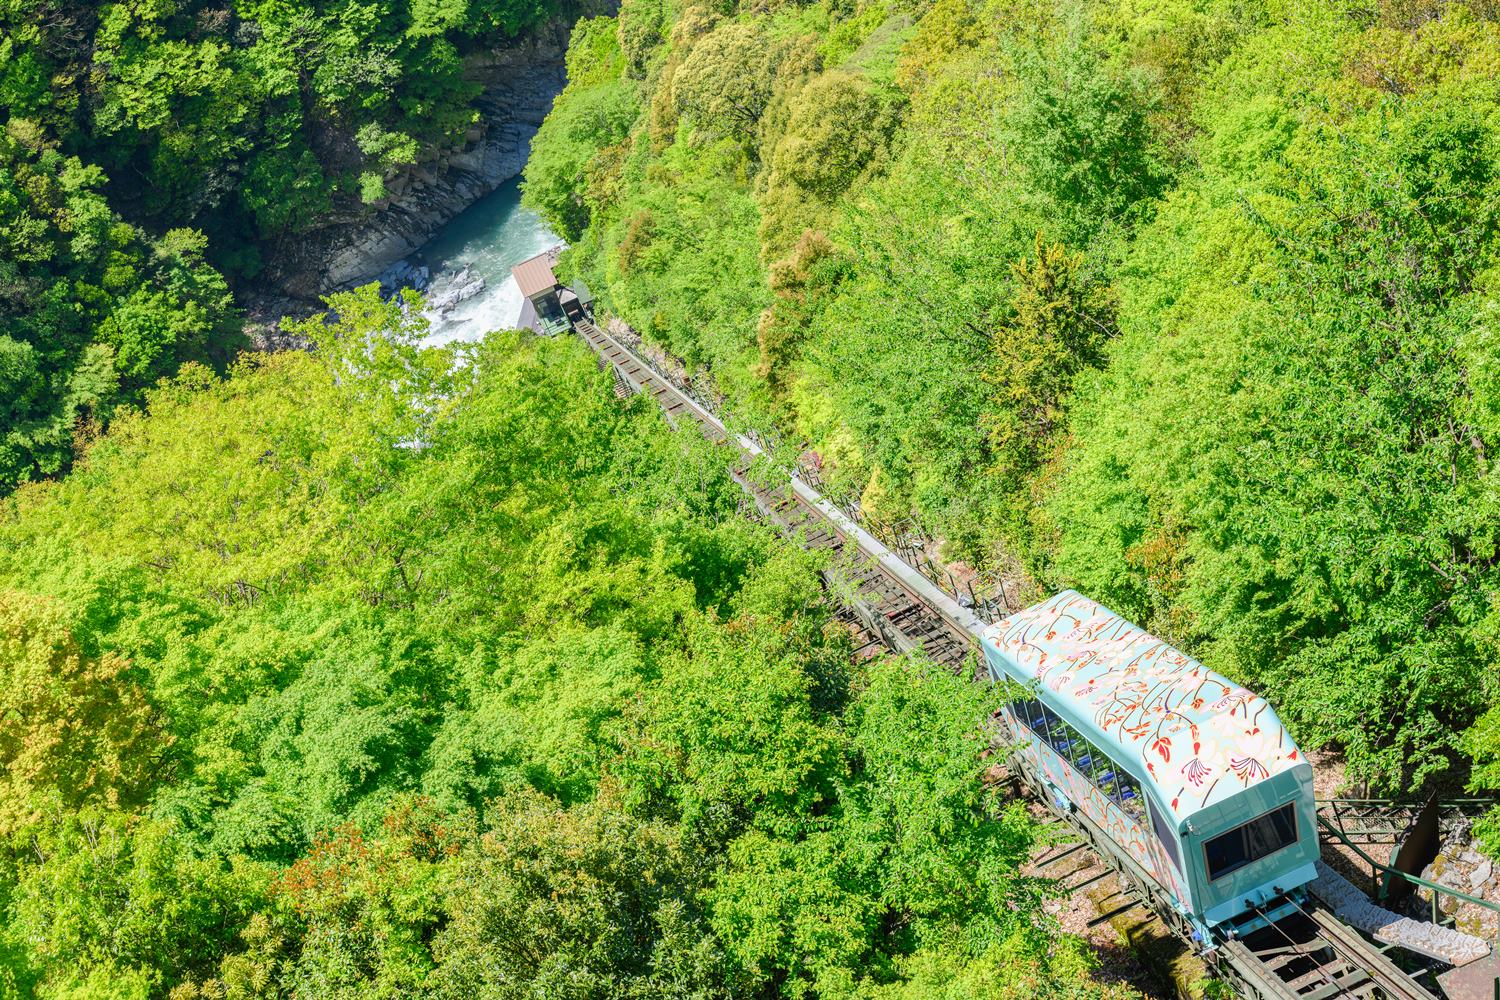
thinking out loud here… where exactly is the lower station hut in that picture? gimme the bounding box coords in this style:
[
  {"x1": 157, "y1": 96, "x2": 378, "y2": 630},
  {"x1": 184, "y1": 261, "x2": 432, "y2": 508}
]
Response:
[{"x1": 510, "y1": 250, "x2": 594, "y2": 334}]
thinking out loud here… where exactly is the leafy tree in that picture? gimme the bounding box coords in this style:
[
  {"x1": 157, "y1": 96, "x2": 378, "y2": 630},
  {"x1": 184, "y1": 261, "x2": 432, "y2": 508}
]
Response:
[
  {"x1": 621, "y1": 611, "x2": 844, "y2": 843},
  {"x1": 895, "y1": 0, "x2": 982, "y2": 91},
  {"x1": 985, "y1": 237, "x2": 1116, "y2": 482},
  {"x1": 0, "y1": 590, "x2": 165, "y2": 837},
  {"x1": 757, "y1": 70, "x2": 901, "y2": 259},
  {"x1": 673, "y1": 22, "x2": 809, "y2": 146},
  {"x1": 617, "y1": 0, "x2": 667, "y2": 78},
  {"x1": 710, "y1": 657, "x2": 1043, "y2": 997},
  {"x1": 523, "y1": 18, "x2": 639, "y2": 241},
  {"x1": 0, "y1": 130, "x2": 239, "y2": 491},
  {"x1": 1006, "y1": 23, "x2": 1169, "y2": 241},
  {"x1": 432, "y1": 791, "x2": 733, "y2": 999},
  {"x1": 6, "y1": 814, "x2": 272, "y2": 994},
  {"x1": 755, "y1": 230, "x2": 849, "y2": 396}
]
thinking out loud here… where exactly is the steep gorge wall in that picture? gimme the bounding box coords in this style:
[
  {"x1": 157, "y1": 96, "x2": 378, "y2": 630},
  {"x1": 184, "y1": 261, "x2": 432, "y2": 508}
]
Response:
[{"x1": 258, "y1": 21, "x2": 570, "y2": 305}]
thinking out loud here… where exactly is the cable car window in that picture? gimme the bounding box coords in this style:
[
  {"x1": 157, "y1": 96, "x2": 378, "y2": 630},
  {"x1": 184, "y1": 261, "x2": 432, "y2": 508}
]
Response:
[
  {"x1": 1092, "y1": 760, "x2": 1118, "y2": 798},
  {"x1": 1149, "y1": 798, "x2": 1182, "y2": 874},
  {"x1": 1081, "y1": 735, "x2": 1100, "y2": 774},
  {"x1": 1008, "y1": 694, "x2": 1153, "y2": 830},
  {"x1": 1114, "y1": 772, "x2": 1146, "y2": 822},
  {"x1": 1033, "y1": 704, "x2": 1055, "y2": 745},
  {"x1": 1047, "y1": 713, "x2": 1072, "y2": 755},
  {"x1": 1204, "y1": 804, "x2": 1298, "y2": 882},
  {"x1": 1070, "y1": 733, "x2": 1100, "y2": 780},
  {"x1": 1045, "y1": 710, "x2": 1074, "y2": 758},
  {"x1": 1015, "y1": 698, "x2": 1039, "y2": 734},
  {"x1": 1026, "y1": 699, "x2": 1048, "y2": 735},
  {"x1": 1057, "y1": 720, "x2": 1091, "y2": 773}
]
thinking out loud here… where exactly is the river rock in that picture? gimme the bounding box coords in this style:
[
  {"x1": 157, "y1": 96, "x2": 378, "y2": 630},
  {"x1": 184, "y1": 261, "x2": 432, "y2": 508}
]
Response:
[
  {"x1": 377, "y1": 260, "x2": 431, "y2": 296},
  {"x1": 426, "y1": 264, "x2": 486, "y2": 313}
]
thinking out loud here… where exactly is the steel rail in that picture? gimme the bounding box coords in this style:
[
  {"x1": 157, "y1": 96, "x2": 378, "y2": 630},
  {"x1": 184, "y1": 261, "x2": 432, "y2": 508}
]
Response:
[
  {"x1": 575, "y1": 319, "x2": 984, "y2": 669},
  {"x1": 569, "y1": 317, "x2": 1451, "y2": 1000}
]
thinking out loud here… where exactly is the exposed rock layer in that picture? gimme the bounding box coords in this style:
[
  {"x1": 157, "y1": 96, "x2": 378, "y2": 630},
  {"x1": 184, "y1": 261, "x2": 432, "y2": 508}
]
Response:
[
  {"x1": 1417, "y1": 818, "x2": 1500, "y2": 942},
  {"x1": 1311, "y1": 859, "x2": 1490, "y2": 966},
  {"x1": 259, "y1": 22, "x2": 569, "y2": 304}
]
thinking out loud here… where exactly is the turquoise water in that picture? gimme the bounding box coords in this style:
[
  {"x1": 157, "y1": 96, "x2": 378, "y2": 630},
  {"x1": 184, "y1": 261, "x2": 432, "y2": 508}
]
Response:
[{"x1": 417, "y1": 176, "x2": 562, "y2": 346}]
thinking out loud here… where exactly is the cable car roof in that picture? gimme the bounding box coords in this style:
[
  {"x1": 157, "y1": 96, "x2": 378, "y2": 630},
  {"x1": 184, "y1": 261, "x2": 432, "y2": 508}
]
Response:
[{"x1": 981, "y1": 590, "x2": 1306, "y2": 823}]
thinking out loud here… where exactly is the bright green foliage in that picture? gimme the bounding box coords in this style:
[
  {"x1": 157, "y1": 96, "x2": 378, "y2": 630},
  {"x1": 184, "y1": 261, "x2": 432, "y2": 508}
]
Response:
[
  {"x1": 707, "y1": 660, "x2": 1044, "y2": 997},
  {"x1": 0, "y1": 132, "x2": 239, "y2": 491},
  {"x1": 523, "y1": 19, "x2": 640, "y2": 242},
  {"x1": 0, "y1": 591, "x2": 164, "y2": 838},
  {"x1": 2, "y1": 0, "x2": 555, "y2": 242},
  {"x1": 672, "y1": 22, "x2": 811, "y2": 147},
  {"x1": 1467, "y1": 705, "x2": 1500, "y2": 853},
  {"x1": 985, "y1": 237, "x2": 1116, "y2": 485},
  {"x1": 7, "y1": 814, "x2": 272, "y2": 994},
  {"x1": 617, "y1": 0, "x2": 667, "y2": 78},
  {"x1": 1047, "y1": 12, "x2": 1500, "y2": 789},
  {"x1": 527, "y1": 0, "x2": 1500, "y2": 798},
  {"x1": 1004, "y1": 24, "x2": 1168, "y2": 243},
  {"x1": 0, "y1": 304, "x2": 1112, "y2": 995},
  {"x1": 757, "y1": 71, "x2": 901, "y2": 259},
  {"x1": 431, "y1": 791, "x2": 732, "y2": 998},
  {"x1": 0, "y1": 0, "x2": 573, "y2": 496}
]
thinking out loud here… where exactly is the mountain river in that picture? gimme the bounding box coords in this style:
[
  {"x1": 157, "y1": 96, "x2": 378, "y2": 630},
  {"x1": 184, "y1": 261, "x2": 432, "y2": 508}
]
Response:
[{"x1": 414, "y1": 176, "x2": 562, "y2": 346}]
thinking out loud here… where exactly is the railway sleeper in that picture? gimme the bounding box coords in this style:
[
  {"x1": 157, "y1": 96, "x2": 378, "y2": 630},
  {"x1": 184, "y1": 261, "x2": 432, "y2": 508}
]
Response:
[
  {"x1": 581, "y1": 322, "x2": 1248, "y2": 995},
  {"x1": 1090, "y1": 898, "x2": 1149, "y2": 928}
]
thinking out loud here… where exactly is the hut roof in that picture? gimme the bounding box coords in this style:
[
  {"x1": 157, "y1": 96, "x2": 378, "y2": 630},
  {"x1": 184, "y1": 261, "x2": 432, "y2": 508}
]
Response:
[{"x1": 512, "y1": 253, "x2": 558, "y2": 298}]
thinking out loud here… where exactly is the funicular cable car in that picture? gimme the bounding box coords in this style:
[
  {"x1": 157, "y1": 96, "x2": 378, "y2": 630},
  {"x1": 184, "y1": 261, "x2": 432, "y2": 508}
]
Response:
[{"x1": 980, "y1": 590, "x2": 1320, "y2": 945}]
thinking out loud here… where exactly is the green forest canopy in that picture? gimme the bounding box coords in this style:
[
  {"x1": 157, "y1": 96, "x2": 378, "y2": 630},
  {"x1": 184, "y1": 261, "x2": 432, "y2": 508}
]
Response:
[
  {"x1": 0, "y1": 0, "x2": 572, "y2": 490},
  {"x1": 523, "y1": 0, "x2": 1500, "y2": 809},
  {"x1": 8, "y1": 0, "x2": 1500, "y2": 992},
  {"x1": 0, "y1": 295, "x2": 1129, "y2": 998}
]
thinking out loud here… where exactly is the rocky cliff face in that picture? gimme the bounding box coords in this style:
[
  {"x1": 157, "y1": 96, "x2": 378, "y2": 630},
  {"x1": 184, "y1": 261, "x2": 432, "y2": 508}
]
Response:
[{"x1": 258, "y1": 22, "x2": 569, "y2": 305}]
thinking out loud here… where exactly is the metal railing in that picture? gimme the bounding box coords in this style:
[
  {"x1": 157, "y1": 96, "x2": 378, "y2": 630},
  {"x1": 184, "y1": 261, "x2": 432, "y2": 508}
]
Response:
[
  {"x1": 1317, "y1": 797, "x2": 1500, "y2": 940},
  {"x1": 595, "y1": 321, "x2": 1019, "y2": 625}
]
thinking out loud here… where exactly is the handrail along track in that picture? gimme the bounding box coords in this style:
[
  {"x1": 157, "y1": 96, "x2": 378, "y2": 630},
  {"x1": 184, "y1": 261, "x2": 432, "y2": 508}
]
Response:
[{"x1": 571, "y1": 318, "x2": 1453, "y2": 1000}]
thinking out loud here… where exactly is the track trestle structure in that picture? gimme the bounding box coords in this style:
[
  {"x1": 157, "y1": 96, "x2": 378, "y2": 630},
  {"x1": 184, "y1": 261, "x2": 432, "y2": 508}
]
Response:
[{"x1": 575, "y1": 317, "x2": 1477, "y2": 1000}]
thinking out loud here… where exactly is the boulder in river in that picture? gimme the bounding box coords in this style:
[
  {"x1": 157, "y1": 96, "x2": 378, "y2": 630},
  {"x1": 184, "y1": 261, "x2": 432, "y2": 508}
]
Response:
[
  {"x1": 426, "y1": 264, "x2": 487, "y2": 314},
  {"x1": 377, "y1": 259, "x2": 431, "y2": 297}
]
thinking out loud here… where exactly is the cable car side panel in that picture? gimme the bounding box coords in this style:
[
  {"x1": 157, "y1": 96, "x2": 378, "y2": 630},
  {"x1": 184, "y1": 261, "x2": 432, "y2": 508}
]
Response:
[{"x1": 1010, "y1": 708, "x2": 1191, "y2": 905}]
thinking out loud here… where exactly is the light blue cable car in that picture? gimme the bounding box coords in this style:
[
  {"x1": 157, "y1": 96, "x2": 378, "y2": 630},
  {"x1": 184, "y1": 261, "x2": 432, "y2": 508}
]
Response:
[{"x1": 980, "y1": 590, "x2": 1320, "y2": 943}]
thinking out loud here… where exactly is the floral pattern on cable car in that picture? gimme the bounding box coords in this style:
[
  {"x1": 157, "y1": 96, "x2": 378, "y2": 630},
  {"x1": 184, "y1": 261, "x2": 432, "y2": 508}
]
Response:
[
  {"x1": 1008, "y1": 693, "x2": 1190, "y2": 902},
  {"x1": 982, "y1": 590, "x2": 1302, "y2": 823}
]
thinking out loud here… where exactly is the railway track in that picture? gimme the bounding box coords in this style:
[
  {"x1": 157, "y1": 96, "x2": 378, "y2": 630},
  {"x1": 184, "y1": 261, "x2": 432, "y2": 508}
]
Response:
[
  {"x1": 570, "y1": 318, "x2": 1454, "y2": 1000},
  {"x1": 1012, "y1": 737, "x2": 1444, "y2": 1000},
  {"x1": 1220, "y1": 902, "x2": 1436, "y2": 1000},
  {"x1": 576, "y1": 319, "x2": 981, "y2": 671}
]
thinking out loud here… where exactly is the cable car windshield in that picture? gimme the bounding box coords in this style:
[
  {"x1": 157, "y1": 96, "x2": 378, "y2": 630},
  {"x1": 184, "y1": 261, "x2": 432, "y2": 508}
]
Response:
[{"x1": 1204, "y1": 803, "x2": 1298, "y2": 881}]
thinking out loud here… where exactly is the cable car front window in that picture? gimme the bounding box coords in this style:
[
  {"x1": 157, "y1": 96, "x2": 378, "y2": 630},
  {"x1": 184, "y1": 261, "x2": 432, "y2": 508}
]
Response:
[{"x1": 1204, "y1": 803, "x2": 1298, "y2": 881}]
